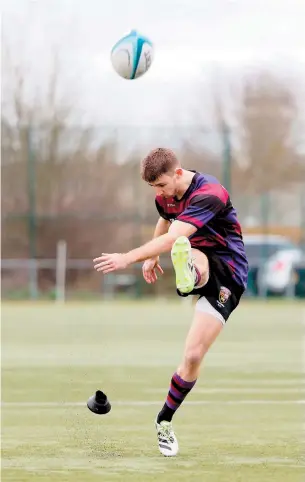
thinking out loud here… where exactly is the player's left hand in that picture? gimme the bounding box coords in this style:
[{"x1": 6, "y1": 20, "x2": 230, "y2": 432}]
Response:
[{"x1": 93, "y1": 253, "x2": 129, "y2": 274}]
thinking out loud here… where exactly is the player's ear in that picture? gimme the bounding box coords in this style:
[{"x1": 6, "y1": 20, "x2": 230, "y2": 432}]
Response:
[{"x1": 175, "y1": 167, "x2": 183, "y2": 177}]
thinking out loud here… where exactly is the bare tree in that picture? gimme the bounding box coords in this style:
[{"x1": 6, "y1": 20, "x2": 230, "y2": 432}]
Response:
[
  {"x1": 235, "y1": 72, "x2": 304, "y2": 194},
  {"x1": 1, "y1": 48, "x2": 125, "y2": 265}
]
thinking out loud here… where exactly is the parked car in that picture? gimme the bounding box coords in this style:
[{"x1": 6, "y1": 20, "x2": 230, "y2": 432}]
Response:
[
  {"x1": 258, "y1": 247, "x2": 304, "y2": 296},
  {"x1": 294, "y1": 254, "x2": 305, "y2": 297},
  {"x1": 242, "y1": 234, "x2": 299, "y2": 295}
]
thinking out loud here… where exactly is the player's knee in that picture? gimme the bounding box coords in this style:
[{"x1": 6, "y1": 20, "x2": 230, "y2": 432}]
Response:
[
  {"x1": 192, "y1": 248, "x2": 209, "y2": 286},
  {"x1": 183, "y1": 348, "x2": 204, "y2": 370}
]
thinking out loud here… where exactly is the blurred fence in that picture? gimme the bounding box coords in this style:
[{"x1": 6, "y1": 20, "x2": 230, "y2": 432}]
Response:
[
  {"x1": 2, "y1": 256, "x2": 305, "y2": 301},
  {"x1": 2, "y1": 124, "x2": 305, "y2": 300},
  {"x1": 0, "y1": 255, "x2": 177, "y2": 301}
]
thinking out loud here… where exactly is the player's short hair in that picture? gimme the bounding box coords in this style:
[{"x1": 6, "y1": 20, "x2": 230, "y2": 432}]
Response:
[{"x1": 141, "y1": 148, "x2": 180, "y2": 183}]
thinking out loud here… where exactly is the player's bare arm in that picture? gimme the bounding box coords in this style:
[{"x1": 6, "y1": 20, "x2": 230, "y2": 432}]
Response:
[
  {"x1": 93, "y1": 220, "x2": 196, "y2": 274},
  {"x1": 142, "y1": 217, "x2": 171, "y2": 284}
]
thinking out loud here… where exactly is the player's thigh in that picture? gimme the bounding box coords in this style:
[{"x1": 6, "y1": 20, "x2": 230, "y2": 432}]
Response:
[{"x1": 183, "y1": 304, "x2": 223, "y2": 359}]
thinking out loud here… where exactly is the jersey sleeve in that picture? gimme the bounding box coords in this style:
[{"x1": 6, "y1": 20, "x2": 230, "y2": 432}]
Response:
[
  {"x1": 177, "y1": 193, "x2": 225, "y2": 229},
  {"x1": 155, "y1": 199, "x2": 170, "y2": 221}
]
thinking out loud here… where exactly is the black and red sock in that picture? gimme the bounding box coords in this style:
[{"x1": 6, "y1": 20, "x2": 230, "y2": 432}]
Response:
[
  {"x1": 194, "y1": 265, "x2": 202, "y2": 286},
  {"x1": 157, "y1": 372, "x2": 197, "y2": 423}
]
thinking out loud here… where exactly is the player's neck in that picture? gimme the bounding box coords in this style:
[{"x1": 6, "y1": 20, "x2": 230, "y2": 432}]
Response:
[{"x1": 175, "y1": 170, "x2": 196, "y2": 200}]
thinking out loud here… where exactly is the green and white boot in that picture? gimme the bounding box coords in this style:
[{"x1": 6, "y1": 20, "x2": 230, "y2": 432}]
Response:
[
  {"x1": 155, "y1": 420, "x2": 179, "y2": 456},
  {"x1": 171, "y1": 236, "x2": 196, "y2": 294}
]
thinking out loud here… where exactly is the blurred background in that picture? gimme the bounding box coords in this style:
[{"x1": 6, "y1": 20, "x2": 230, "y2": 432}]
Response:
[
  {"x1": 2, "y1": 0, "x2": 305, "y2": 301},
  {"x1": 2, "y1": 3, "x2": 305, "y2": 481}
]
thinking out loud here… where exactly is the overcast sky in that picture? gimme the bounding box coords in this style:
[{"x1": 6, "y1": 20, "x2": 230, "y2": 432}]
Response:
[{"x1": 2, "y1": 0, "x2": 305, "y2": 130}]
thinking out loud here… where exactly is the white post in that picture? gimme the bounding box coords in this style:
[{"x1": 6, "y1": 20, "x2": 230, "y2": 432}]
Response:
[{"x1": 56, "y1": 240, "x2": 67, "y2": 303}]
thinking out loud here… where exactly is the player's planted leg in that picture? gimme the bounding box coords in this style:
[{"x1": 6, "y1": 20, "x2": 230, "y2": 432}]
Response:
[{"x1": 155, "y1": 304, "x2": 223, "y2": 456}]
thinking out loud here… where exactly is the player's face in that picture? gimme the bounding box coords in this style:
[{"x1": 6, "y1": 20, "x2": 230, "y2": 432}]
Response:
[{"x1": 149, "y1": 171, "x2": 181, "y2": 198}]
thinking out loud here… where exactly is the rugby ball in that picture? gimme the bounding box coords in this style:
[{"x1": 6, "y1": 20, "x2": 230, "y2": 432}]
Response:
[{"x1": 111, "y1": 30, "x2": 154, "y2": 80}]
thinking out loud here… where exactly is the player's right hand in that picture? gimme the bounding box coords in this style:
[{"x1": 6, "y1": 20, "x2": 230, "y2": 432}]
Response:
[{"x1": 142, "y1": 257, "x2": 164, "y2": 284}]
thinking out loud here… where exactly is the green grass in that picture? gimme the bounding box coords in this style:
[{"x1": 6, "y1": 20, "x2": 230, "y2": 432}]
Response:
[{"x1": 1, "y1": 299, "x2": 305, "y2": 481}]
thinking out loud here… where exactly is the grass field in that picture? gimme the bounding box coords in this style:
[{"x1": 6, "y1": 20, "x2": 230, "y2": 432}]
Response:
[{"x1": 1, "y1": 299, "x2": 305, "y2": 482}]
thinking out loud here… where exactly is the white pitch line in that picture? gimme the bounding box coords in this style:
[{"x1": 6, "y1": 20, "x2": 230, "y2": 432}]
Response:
[
  {"x1": 1, "y1": 400, "x2": 305, "y2": 408},
  {"x1": 146, "y1": 388, "x2": 305, "y2": 394}
]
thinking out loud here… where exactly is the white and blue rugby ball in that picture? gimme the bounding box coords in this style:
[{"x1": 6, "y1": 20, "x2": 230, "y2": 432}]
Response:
[{"x1": 111, "y1": 30, "x2": 154, "y2": 80}]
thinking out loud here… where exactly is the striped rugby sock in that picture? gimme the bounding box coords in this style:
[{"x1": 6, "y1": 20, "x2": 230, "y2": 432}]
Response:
[
  {"x1": 157, "y1": 372, "x2": 197, "y2": 423},
  {"x1": 194, "y1": 265, "x2": 202, "y2": 286}
]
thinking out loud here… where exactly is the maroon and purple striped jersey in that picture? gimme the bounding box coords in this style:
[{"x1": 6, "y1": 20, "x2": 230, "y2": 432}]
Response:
[{"x1": 155, "y1": 171, "x2": 248, "y2": 289}]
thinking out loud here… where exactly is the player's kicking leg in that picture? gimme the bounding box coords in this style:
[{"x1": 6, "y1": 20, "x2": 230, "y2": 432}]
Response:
[{"x1": 155, "y1": 236, "x2": 223, "y2": 457}]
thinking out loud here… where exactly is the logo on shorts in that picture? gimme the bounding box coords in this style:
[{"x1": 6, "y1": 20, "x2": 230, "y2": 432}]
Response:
[{"x1": 219, "y1": 286, "x2": 231, "y2": 305}]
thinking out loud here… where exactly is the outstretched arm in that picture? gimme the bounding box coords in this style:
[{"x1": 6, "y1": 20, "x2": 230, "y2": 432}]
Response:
[{"x1": 93, "y1": 220, "x2": 197, "y2": 274}]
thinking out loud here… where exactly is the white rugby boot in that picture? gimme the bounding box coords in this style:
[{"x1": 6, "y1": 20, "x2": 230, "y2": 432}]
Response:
[{"x1": 155, "y1": 420, "x2": 179, "y2": 457}]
